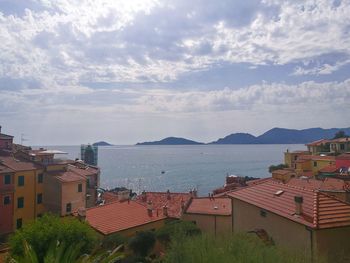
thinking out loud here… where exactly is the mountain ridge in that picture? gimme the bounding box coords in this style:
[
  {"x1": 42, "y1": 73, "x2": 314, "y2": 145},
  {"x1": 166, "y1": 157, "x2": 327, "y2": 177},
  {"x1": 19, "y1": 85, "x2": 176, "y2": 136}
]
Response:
[{"x1": 135, "y1": 127, "x2": 350, "y2": 145}]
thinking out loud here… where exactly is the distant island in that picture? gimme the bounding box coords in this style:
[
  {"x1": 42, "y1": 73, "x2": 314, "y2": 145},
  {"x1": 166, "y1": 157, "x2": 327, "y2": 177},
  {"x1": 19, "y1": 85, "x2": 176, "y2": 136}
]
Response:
[
  {"x1": 136, "y1": 127, "x2": 350, "y2": 145},
  {"x1": 93, "y1": 141, "x2": 113, "y2": 146},
  {"x1": 136, "y1": 137, "x2": 204, "y2": 145}
]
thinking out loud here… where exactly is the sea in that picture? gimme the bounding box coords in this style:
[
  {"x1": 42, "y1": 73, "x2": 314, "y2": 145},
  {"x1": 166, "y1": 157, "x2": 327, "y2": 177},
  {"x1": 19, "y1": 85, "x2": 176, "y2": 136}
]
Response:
[{"x1": 37, "y1": 144, "x2": 305, "y2": 196}]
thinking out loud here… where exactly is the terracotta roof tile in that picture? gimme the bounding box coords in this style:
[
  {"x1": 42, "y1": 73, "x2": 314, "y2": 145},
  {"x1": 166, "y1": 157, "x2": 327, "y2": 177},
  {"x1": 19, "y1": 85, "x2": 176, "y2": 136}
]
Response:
[
  {"x1": 101, "y1": 192, "x2": 119, "y2": 204},
  {"x1": 319, "y1": 165, "x2": 338, "y2": 173},
  {"x1": 228, "y1": 180, "x2": 350, "y2": 229},
  {"x1": 135, "y1": 191, "x2": 191, "y2": 218},
  {"x1": 53, "y1": 171, "x2": 86, "y2": 183},
  {"x1": 68, "y1": 164, "x2": 99, "y2": 177},
  {"x1": 185, "y1": 197, "x2": 232, "y2": 216},
  {"x1": 0, "y1": 156, "x2": 39, "y2": 171},
  {"x1": 86, "y1": 200, "x2": 166, "y2": 235},
  {"x1": 306, "y1": 139, "x2": 329, "y2": 146}
]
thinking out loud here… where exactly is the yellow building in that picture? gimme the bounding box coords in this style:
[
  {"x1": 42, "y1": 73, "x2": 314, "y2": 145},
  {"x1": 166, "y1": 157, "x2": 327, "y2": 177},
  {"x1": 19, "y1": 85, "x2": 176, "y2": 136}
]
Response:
[
  {"x1": 295, "y1": 155, "x2": 335, "y2": 177},
  {"x1": 0, "y1": 156, "x2": 42, "y2": 230},
  {"x1": 284, "y1": 150, "x2": 310, "y2": 169},
  {"x1": 182, "y1": 197, "x2": 232, "y2": 236}
]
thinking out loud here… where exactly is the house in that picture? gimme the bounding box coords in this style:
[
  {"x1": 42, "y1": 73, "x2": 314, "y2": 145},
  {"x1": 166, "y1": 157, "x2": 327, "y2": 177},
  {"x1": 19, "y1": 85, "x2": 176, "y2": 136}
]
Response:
[
  {"x1": 182, "y1": 197, "x2": 232, "y2": 236},
  {"x1": 85, "y1": 200, "x2": 168, "y2": 237},
  {"x1": 227, "y1": 180, "x2": 350, "y2": 261},
  {"x1": 306, "y1": 138, "x2": 350, "y2": 155},
  {"x1": 306, "y1": 139, "x2": 330, "y2": 155},
  {"x1": 135, "y1": 190, "x2": 192, "y2": 218}
]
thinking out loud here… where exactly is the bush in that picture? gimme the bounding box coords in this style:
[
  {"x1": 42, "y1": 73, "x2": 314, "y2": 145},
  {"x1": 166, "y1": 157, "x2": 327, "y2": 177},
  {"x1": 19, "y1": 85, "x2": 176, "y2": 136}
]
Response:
[
  {"x1": 156, "y1": 220, "x2": 201, "y2": 245},
  {"x1": 102, "y1": 233, "x2": 127, "y2": 250},
  {"x1": 9, "y1": 214, "x2": 98, "y2": 262},
  {"x1": 164, "y1": 233, "x2": 313, "y2": 263},
  {"x1": 127, "y1": 231, "x2": 156, "y2": 257}
]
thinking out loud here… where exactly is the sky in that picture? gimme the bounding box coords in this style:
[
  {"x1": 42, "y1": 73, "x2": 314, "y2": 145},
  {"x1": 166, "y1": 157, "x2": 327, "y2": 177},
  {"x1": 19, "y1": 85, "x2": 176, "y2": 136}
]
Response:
[{"x1": 0, "y1": 0, "x2": 350, "y2": 145}]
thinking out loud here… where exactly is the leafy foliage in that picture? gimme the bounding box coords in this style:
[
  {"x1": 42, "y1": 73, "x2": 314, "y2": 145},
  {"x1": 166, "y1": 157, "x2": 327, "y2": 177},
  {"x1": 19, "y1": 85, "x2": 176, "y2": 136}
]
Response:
[
  {"x1": 268, "y1": 164, "x2": 288, "y2": 173},
  {"x1": 156, "y1": 220, "x2": 201, "y2": 245},
  {"x1": 9, "y1": 214, "x2": 98, "y2": 263},
  {"x1": 127, "y1": 231, "x2": 156, "y2": 257},
  {"x1": 101, "y1": 233, "x2": 127, "y2": 250},
  {"x1": 163, "y1": 233, "x2": 315, "y2": 263},
  {"x1": 333, "y1": 130, "x2": 349, "y2": 139}
]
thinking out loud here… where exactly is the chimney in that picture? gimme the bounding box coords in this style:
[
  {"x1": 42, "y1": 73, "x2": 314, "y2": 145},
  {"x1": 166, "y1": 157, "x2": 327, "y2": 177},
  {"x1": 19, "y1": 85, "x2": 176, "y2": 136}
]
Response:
[
  {"x1": 163, "y1": 205, "x2": 168, "y2": 216},
  {"x1": 0, "y1": 125, "x2": 2, "y2": 133},
  {"x1": 192, "y1": 188, "x2": 197, "y2": 198},
  {"x1": 147, "y1": 200, "x2": 153, "y2": 217},
  {"x1": 142, "y1": 190, "x2": 147, "y2": 202},
  {"x1": 166, "y1": 189, "x2": 171, "y2": 200},
  {"x1": 77, "y1": 207, "x2": 86, "y2": 221},
  {"x1": 181, "y1": 198, "x2": 185, "y2": 211},
  {"x1": 294, "y1": 196, "x2": 303, "y2": 215}
]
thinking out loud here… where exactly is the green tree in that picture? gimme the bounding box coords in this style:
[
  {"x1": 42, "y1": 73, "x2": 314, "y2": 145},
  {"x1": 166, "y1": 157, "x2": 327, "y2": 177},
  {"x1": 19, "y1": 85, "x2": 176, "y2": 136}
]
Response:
[
  {"x1": 127, "y1": 231, "x2": 156, "y2": 258},
  {"x1": 156, "y1": 220, "x2": 201, "y2": 246},
  {"x1": 333, "y1": 130, "x2": 349, "y2": 139},
  {"x1": 101, "y1": 233, "x2": 127, "y2": 250},
  {"x1": 9, "y1": 214, "x2": 98, "y2": 263}
]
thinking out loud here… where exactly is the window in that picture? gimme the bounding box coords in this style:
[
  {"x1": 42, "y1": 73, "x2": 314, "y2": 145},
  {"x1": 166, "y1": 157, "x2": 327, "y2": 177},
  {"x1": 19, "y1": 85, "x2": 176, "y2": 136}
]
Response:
[
  {"x1": 16, "y1": 218, "x2": 22, "y2": 229},
  {"x1": 340, "y1": 144, "x2": 345, "y2": 150},
  {"x1": 4, "y1": 174, "x2": 11, "y2": 184},
  {"x1": 294, "y1": 155, "x2": 298, "y2": 161},
  {"x1": 38, "y1": 173, "x2": 43, "y2": 184},
  {"x1": 66, "y1": 203, "x2": 72, "y2": 213},
  {"x1": 18, "y1": 176, "x2": 24, "y2": 186},
  {"x1": 37, "y1": 193, "x2": 43, "y2": 204},
  {"x1": 37, "y1": 214, "x2": 42, "y2": 218},
  {"x1": 3, "y1": 196, "x2": 10, "y2": 205},
  {"x1": 17, "y1": 197, "x2": 24, "y2": 208},
  {"x1": 78, "y1": 183, "x2": 82, "y2": 193},
  {"x1": 260, "y1": 210, "x2": 267, "y2": 217},
  {"x1": 313, "y1": 161, "x2": 317, "y2": 167}
]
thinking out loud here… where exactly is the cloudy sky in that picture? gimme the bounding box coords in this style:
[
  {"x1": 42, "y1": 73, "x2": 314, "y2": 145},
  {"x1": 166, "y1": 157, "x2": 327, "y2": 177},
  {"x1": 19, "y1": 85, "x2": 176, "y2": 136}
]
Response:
[{"x1": 1, "y1": 0, "x2": 350, "y2": 145}]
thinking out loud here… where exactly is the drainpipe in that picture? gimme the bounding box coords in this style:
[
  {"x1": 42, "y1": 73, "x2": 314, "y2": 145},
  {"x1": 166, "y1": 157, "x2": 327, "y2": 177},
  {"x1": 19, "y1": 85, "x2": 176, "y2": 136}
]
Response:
[{"x1": 306, "y1": 226, "x2": 314, "y2": 263}]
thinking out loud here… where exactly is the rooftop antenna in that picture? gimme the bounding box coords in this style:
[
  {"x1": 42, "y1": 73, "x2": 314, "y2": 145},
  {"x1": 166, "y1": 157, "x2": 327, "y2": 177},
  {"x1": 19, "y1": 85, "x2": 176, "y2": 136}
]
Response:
[{"x1": 21, "y1": 133, "x2": 29, "y2": 145}]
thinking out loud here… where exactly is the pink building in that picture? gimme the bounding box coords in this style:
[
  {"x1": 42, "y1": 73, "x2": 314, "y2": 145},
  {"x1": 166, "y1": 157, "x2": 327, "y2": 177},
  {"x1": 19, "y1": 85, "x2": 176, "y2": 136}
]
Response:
[{"x1": 0, "y1": 164, "x2": 14, "y2": 236}]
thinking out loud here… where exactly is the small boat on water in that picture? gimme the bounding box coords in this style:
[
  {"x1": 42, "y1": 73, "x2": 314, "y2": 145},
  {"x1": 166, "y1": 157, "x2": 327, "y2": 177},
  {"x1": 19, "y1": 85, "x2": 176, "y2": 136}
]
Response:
[{"x1": 161, "y1": 170, "x2": 165, "y2": 174}]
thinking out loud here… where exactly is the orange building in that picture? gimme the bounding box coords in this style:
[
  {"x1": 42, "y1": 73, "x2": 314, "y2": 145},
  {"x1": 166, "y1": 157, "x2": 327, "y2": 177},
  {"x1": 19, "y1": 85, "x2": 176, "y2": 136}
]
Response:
[{"x1": 0, "y1": 164, "x2": 14, "y2": 235}]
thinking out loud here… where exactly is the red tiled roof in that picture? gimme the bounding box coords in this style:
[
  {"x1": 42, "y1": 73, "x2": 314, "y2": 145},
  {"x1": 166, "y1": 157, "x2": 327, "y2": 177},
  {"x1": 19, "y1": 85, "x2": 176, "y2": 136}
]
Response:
[
  {"x1": 53, "y1": 171, "x2": 86, "y2": 183},
  {"x1": 287, "y1": 178, "x2": 323, "y2": 190},
  {"x1": 185, "y1": 197, "x2": 232, "y2": 216},
  {"x1": 306, "y1": 139, "x2": 329, "y2": 146},
  {"x1": 319, "y1": 165, "x2": 338, "y2": 173},
  {"x1": 68, "y1": 164, "x2": 99, "y2": 177},
  {"x1": 86, "y1": 200, "x2": 167, "y2": 235},
  {"x1": 0, "y1": 164, "x2": 14, "y2": 174},
  {"x1": 228, "y1": 180, "x2": 350, "y2": 229},
  {"x1": 135, "y1": 191, "x2": 191, "y2": 218},
  {"x1": 330, "y1": 138, "x2": 350, "y2": 143},
  {"x1": 0, "y1": 156, "x2": 39, "y2": 171},
  {"x1": 246, "y1": 178, "x2": 273, "y2": 186}
]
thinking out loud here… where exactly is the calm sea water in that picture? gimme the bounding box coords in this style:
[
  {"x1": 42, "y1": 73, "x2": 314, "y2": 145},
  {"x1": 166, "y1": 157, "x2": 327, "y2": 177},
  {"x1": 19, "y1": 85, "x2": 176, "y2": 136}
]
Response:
[{"x1": 38, "y1": 144, "x2": 305, "y2": 196}]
